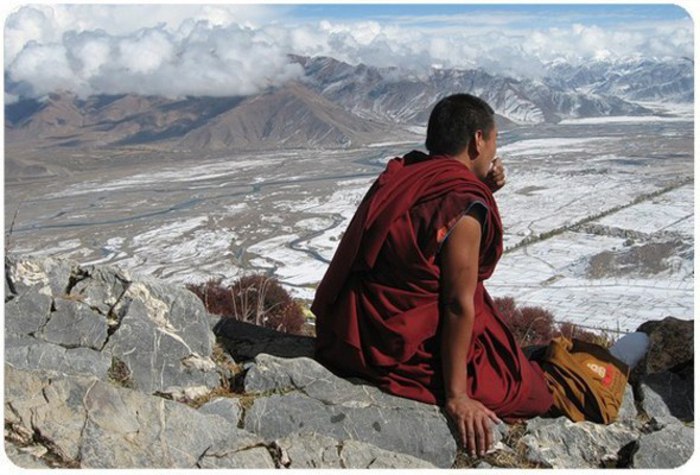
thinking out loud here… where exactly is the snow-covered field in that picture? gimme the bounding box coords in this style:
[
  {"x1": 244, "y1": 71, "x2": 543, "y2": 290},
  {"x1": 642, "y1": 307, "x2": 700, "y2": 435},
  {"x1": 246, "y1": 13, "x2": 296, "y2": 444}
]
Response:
[{"x1": 6, "y1": 106, "x2": 693, "y2": 333}]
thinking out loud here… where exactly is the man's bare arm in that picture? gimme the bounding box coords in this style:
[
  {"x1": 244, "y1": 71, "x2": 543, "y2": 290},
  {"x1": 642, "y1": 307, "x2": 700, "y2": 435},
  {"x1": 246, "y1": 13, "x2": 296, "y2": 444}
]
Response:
[{"x1": 440, "y1": 211, "x2": 500, "y2": 457}]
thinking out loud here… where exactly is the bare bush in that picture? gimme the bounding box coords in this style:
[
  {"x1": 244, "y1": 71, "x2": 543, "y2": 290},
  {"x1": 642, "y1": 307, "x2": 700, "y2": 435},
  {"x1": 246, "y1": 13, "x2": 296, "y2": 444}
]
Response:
[{"x1": 187, "y1": 275, "x2": 306, "y2": 335}]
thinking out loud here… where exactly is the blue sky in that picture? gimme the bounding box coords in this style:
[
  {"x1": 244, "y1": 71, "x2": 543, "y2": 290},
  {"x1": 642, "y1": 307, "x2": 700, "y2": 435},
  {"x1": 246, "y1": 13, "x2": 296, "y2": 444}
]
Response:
[{"x1": 290, "y1": 3, "x2": 691, "y2": 26}]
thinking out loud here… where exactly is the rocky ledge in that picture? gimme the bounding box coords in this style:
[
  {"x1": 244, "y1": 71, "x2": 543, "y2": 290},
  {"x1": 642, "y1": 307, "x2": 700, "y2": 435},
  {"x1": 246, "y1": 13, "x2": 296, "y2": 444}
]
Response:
[{"x1": 3, "y1": 257, "x2": 694, "y2": 469}]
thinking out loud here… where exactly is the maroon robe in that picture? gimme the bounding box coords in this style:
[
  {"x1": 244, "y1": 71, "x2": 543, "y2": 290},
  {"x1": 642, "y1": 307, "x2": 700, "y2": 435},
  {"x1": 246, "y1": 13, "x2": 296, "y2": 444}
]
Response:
[{"x1": 312, "y1": 151, "x2": 553, "y2": 418}]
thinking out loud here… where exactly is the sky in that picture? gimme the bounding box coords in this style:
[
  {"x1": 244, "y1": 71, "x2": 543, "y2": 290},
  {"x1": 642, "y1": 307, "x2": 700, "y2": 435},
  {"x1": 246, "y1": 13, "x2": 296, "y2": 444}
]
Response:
[{"x1": 2, "y1": 2, "x2": 695, "y2": 101}]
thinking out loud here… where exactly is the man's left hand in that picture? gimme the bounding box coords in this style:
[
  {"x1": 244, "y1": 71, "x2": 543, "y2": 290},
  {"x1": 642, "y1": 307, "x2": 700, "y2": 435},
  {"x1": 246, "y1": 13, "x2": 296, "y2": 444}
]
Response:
[{"x1": 484, "y1": 157, "x2": 506, "y2": 193}]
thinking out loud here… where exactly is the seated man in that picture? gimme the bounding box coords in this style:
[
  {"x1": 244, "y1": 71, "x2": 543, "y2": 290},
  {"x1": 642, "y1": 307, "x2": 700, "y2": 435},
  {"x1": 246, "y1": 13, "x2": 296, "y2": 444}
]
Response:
[{"x1": 311, "y1": 93, "x2": 554, "y2": 457}]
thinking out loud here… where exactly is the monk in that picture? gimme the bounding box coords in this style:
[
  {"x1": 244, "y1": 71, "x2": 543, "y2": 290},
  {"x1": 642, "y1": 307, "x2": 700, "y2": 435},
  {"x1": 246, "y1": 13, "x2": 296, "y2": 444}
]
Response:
[{"x1": 311, "y1": 94, "x2": 554, "y2": 458}]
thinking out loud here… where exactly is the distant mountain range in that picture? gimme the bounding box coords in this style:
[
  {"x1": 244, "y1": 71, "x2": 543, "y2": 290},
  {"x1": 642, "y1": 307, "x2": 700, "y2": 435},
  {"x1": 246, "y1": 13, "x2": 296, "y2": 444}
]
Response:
[{"x1": 5, "y1": 55, "x2": 693, "y2": 152}]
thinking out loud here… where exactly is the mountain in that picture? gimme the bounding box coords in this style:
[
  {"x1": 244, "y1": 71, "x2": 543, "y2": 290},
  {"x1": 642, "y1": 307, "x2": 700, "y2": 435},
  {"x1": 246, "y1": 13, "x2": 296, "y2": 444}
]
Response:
[
  {"x1": 544, "y1": 57, "x2": 694, "y2": 103},
  {"x1": 4, "y1": 55, "x2": 692, "y2": 154},
  {"x1": 292, "y1": 55, "x2": 661, "y2": 126},
  {"x1": 177, "y1": 82, "x2": 392, "y2": 151}
]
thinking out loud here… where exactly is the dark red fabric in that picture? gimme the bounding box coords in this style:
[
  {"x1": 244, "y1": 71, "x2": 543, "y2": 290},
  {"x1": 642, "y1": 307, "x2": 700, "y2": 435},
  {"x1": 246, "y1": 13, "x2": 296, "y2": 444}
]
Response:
[{"x1": 312, "y1": 151, "x2": 553, "y2": 418}]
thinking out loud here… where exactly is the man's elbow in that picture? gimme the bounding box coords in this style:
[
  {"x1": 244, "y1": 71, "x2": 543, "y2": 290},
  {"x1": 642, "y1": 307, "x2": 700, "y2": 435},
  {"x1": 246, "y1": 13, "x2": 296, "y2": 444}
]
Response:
[{"x1": 443, "y1": 295, "x2": 476, "y2": 320}]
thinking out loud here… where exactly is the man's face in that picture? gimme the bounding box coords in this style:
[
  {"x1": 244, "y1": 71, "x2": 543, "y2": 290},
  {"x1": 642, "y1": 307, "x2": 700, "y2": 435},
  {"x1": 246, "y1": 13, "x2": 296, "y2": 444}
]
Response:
[{"x1": 474, "y1": 125, "x2": 498, "y2": 179}]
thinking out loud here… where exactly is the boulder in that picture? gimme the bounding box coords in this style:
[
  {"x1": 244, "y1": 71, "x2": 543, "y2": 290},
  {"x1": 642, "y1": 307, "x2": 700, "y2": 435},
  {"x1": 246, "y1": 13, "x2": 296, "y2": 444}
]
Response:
[
  {"x1": 631, "y1": 419, "x2": 694, "y2": 468},
  {"x1": 519, "y1": 416, "x2": 640, "y2": 468},
  {"x1": 214, "y1": 317, "x2": 315, "y2": 360},
  {"x1": 4, "y1": 256, "x2": 222, "y2": 399},
  {"x1": 272, "y1": 432, "x2": 436, "y2": 468},
  {"x1": 242, "y1": 353, "x2": 457, "y2": 468},
  {"x1": 4, "y1": 257, "x2": 695, "y2": 470},
  {"x1": 638, "y1": 371, "x2": 694, "y2": 421},
  {"x1": 197, "y1": 397, "x2": 243, "y2": 427},
  {"x1": 5, "y1": 366, "x2": 271, "y2": 469},
  {"x1": 634, "y1": 317, "x2": 693, "y2": 376}
]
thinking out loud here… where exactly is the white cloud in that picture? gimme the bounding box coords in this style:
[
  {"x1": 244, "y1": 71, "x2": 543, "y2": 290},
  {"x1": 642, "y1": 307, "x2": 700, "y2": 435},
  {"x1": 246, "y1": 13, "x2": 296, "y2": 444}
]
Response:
[{"x1": 3, "y1": 4, "x2": 694, "y2": 99}]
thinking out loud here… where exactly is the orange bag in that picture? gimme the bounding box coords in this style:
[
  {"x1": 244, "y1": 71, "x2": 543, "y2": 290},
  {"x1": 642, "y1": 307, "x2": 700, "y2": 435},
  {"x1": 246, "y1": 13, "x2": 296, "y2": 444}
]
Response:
[{"x1": 538, "y1": 337, "x2": 630, "y2": 424}]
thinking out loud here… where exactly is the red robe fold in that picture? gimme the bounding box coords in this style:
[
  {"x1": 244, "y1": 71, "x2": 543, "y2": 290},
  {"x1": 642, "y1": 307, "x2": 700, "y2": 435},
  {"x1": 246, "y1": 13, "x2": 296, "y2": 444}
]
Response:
[{"x1": 312, "y1": 151, "x2": 553, "y2": 418}]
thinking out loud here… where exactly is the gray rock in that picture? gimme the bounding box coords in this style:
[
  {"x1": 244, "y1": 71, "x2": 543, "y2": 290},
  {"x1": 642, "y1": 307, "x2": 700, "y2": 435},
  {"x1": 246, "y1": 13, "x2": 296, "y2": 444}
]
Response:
[
  {"x1": 638, "y1": 371, "x2": 693, "y2": 421},
  {"x1": 617, "y1": 384, "x2": 639, "y2": 422},
  {"x1": 38, "y1": 297, "x2": 109, "y2": 350},
  {"x1": 69, "y1": 264, "x2": 130, "y2": 315},
  {"x1": 341, "y1": 438, "x2": 437, "y2": 468},
  {"x1": 245, "y1": 353, "x2": 429, "y2": 410},
  {"x1": 6, "y1": 366, "x2": 268, "y2": 469},
  {"x1": 198, "y1": 446, "x2": 276, "y2": 469},
  {"x1": 4, "y1": 443, "x2": 52, "y2": 469},
  {"x1": 123, "y1": 278, "x2": 215, "y2": 355},
  {"x1": 4, "y1": 291, "x2": 52, "y2": 336},
  {"x1": 272, "y1": 432, "x2": 436, "y2": 468},
  {"x1": 198, "y1": 397, "x2": 243, "y2": 427},
  {"x1": 5, "y1": 366, "x2": 93, "y2": 461},
  {"x1": 519, "y1": 417, "x2": 640, "y2": 468},
  {"x1": 5, "y1": 337, "x2": 111, "y2": 379},
  {"x1": 273, "y1": 432, "x2": 343, "y2": 468},
  {"x1": 103, "y1": 296, "x2": 219, "y2": 398},
  {"x1": 5, "y1": 256, "x2": 53, "y2": 297},
  {"x1": 80, "y1": 381, "x2": 253, "y2": 468},
  {"x1": 632, "y1": 421, "x2": 694, "y2": 468},
  {"x1": 244, "y1": 371, "x2": 456, "y2": 468}
]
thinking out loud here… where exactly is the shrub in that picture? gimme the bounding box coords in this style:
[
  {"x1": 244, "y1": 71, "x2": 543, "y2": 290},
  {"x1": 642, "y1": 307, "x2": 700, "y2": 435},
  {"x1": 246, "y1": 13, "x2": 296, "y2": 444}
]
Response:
[
  {"x1": 493, "y1": 297, "x2": 556, "y2": 347},
  {"x1": 187, "y1": 275, "x2": 306, "y2": 335},
  {"x1": 494, "y1": 296, "x2": 612, "y2": 348}
]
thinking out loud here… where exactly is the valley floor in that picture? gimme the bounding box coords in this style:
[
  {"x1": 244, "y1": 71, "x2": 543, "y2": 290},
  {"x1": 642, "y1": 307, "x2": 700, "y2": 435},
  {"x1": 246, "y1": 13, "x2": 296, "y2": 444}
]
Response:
[{"x1": 5, "y1": 105, "x2": 694, "y2": 333}]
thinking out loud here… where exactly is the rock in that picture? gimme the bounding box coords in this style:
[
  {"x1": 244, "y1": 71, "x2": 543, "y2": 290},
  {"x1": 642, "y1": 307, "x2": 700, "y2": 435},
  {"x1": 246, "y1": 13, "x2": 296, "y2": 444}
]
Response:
[
  {"x1": 5, "y1": 256, "x2": 54, "y2": 297},
  {"x1": 214, "y1": 318, "x2": 315, "y2": 360},
  {"x1": 69, "y1": 264, "x2": 130, "y2": 315},
  {"x1": 634, "y1": 317, "x2": 693, "y2": 376},
  {"x1": 103, "y1": 296, "x2": 220, "y2": 398},
  {"x1": 5, "y1": 335, "x2": 111, "y2": 379},
  {"x1": 638, "y1": 371, "x2": 694, "y2": 421},
  {"x1": 198, "y1": 397, "x2": 243, "y2": 427},
  {"x1": 4, "y1": 366, "x2": 269, "y2": 469},
  {"x1": 80, "y1": 382, "x2": 255, "y2": 468},
  {"x1": 272, "y1": 432, "x2": 436, "y2": 468},
  {"x1": 4, "y1": 292, "x2": 53, "y2": 336},
  {"x1": 242, "y1": 354, "x2": 456, "y2": 468},
  {"x1": 617, "y1": 384, "x2": 639, "y2": 422},
  {"x1": 341, "y1": 439, "x2": 437, "y2": 468},
  {"x1": 4, "y1": 443, "x2": 52, "y2": 469},
  {"x1": 38, "y1": 297, "x2": 109, "y2": 351},
  {"x1": 4, "y1": 257, "x2": 695, "y2": 469},
  {"x1": 632, "y1": 421, "x2": 694, "y2": 468},
  {"x1": 5, "y1": 366, "x2": 92, "y2": 461},
  {"x1": 4, "y1": 257, "x2": 222, "y2": 398},
  {"x1": 519, "y1": 417, "x2": 640, "y2": 468},
  {"x1": 198, "y1": 445, "x2": 276, "y2": 469}
]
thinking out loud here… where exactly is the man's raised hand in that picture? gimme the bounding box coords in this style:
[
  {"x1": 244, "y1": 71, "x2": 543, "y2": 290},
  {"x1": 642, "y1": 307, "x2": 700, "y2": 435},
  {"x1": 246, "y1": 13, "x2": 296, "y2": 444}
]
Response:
[{"x1": 484, "y1": 157, "x2": 506, "y2": 192}]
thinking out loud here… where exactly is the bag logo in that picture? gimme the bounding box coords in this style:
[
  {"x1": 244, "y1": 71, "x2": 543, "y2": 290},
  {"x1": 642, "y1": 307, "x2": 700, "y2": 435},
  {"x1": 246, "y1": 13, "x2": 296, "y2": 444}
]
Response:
[{"x1": 586, "y1": 361, "x2": 615, "y2": 386}]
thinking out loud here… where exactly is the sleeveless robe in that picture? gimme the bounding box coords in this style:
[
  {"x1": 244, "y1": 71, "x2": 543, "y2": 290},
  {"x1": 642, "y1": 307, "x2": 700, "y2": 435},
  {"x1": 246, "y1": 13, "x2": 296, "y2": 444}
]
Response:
[{"x1": 312, "y1": 151, "x2": 553, "y2": 418}]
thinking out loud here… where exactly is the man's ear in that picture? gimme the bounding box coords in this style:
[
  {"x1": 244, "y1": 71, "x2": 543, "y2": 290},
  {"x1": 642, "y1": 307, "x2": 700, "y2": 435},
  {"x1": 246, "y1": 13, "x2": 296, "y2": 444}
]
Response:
[
  {"x1": 474, "y1": 129, "x2": 485, "y2": 152},
  {"x1": 467, "y1": 130, "x2": 483, "y2": 158}
]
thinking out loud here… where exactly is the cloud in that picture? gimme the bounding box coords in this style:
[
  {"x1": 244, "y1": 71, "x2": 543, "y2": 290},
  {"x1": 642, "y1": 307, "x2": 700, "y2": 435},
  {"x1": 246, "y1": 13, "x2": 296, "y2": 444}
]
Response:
[{"x1": 3, "y1": 4, "x2": 694, "y2": 99}]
